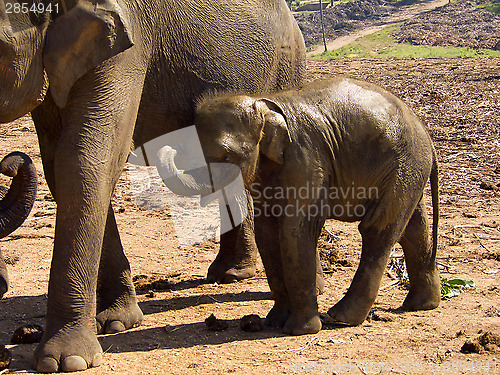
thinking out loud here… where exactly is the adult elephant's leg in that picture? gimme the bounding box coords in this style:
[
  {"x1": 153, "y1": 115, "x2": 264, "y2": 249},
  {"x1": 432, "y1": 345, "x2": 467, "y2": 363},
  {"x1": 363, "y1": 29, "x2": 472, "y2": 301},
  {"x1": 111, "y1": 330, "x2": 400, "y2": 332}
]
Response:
[
  {"x1": 33, "y1": 98, "x2": 143, "y2": 336},
  {"x1": 95, "y1": 206, "x2": 143, "y2": 334},
  {"x1": 207, "y1": 190, "x2": 258, "y2": 283},
  {"x1": 0, "y1": 252, "x2": 8, "y2": 298},
  {"x1": 33, "y1": 71, "x2": 143, "y2": 374}
]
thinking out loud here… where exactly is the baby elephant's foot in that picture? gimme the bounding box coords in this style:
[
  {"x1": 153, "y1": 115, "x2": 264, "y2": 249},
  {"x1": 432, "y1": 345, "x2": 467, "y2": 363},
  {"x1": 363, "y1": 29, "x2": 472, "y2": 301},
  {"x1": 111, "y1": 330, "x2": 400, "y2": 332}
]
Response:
[
  {"x1": 402, "y1": 274, "x2": 441, "y2": 311},
  {"x1": 265, "y1": 303, "x2": 291, "y2": 328},
  {"x1": 96, "y1": 301, "x2": 143, "y2": 334},
  {"x1": 283, "y1": 311, "x2": 322, "y2": 335},
  {"x1": 34, "y1": 325, "x2": 102, "y2": 373},
  {"x1": 327, "y1": 296, "x2": 371, "y2": 326}
]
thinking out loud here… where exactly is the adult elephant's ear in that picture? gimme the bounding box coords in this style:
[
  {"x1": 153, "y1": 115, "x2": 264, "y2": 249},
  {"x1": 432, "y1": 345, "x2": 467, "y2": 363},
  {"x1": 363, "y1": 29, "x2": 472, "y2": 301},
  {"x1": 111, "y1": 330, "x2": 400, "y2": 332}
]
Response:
[
  {"x1": 256, "y1": 99, "x2": 291, "y2": 164},
  {"x1": 43, "y1": 0, "x2": 134, "y2": 108}
]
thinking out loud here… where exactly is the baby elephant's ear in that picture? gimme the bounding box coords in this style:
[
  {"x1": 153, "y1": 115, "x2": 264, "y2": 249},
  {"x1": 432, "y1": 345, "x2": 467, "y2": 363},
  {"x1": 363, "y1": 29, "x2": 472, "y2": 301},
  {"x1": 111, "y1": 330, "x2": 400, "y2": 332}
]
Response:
[{"x1": 256, "y1": 99, "x2": 291, "y2": 164}]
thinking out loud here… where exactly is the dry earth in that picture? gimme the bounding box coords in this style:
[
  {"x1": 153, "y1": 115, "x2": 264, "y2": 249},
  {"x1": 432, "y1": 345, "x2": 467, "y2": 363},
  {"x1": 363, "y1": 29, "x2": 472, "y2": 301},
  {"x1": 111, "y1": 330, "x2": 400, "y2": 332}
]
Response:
[
  {"x1": 399, "y1": 0, "x2": 500, "y2": 50},
  {"x1": 0, "y1": 57, "x2": 498, "y2": 374}
]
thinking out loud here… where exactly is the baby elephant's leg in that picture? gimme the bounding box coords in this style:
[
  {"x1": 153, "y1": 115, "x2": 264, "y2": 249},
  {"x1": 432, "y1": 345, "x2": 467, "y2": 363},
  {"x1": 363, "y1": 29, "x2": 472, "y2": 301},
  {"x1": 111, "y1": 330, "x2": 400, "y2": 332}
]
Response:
[
  {"x1": 280, "y1": 216, "x2": 324, "y2": 335},
  {"x1": 328, "y1": 225, "x2": 396, "y2": 325},
  {"x1": 328, "y1": 194, "x2": 418, "y2": 326},
  {"x1": 254, "y1": 215, "x2": 291, "y2": 328},
  {"x1": 399, "y1": 199, "x2": 440, "y2": 310}
]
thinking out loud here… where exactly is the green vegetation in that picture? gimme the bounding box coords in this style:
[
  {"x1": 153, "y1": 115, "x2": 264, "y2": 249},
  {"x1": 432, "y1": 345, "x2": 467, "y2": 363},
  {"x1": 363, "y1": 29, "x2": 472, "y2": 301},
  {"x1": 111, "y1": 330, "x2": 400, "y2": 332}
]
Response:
[
  {"x1": 386, "y1": 0, "x2": 423, "y2": 5},
  {"x1": 287, "y1": 0, "x2": 353, "y2": 11},
  {"x1": 310, "y1": 24, "x2": 500, "y2": 59},
  {"x1": 441, "y1": 277, "x2": 475, "y2": 299},
  {"x1": 475, "y1": 1, "x2": 500, "y2": 15}
]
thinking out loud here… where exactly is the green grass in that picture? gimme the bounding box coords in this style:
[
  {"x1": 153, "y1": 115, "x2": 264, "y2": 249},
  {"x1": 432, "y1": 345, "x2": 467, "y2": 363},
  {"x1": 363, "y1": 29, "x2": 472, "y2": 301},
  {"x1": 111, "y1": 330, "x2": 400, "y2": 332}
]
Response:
[
  {"x1": 310, "y1": 23, "x2": 500, "y2": 59},
  {"x1": 475, "y1": 1, "x2": 500, "y2": 15}
]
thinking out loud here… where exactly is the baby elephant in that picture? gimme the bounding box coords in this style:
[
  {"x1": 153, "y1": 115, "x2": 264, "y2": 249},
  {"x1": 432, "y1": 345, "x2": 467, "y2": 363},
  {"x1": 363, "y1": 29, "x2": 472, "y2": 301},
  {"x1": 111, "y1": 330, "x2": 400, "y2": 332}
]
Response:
[{"x1": 194, "y1": 77, "x2": 440, "y2": 335}]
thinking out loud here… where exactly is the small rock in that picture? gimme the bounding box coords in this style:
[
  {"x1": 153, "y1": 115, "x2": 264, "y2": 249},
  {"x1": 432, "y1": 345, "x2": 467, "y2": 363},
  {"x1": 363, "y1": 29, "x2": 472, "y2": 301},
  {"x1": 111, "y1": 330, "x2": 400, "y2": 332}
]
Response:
[
  {"x1": 205, "y1": 314, "x2": 228, "y2": 331},
  {"x1": 482, "y1": 221, "x2": 499, "y2": 228},
  {"x1": 0, "y1": 345, "x2": 11, "y2": 370},
  {"x1": 44, "y1": 194, "x2": 55, "y2": 201},
  {"x1": 463, "y1": 211, "x2": 477, "y2": 218},
  {"x1": 11, "y1": 324, "x2": 44, "y2": 344},
  {"x1": 240, "y1": 314, "x2": 263, "y2": 332},
  {"x1": 370, "y1": 311, "x2": 395, "y2": 322},
  {"x1": 479, "y1": 181, "x2": 498, "y2": 191},
  {"x1": 461, "y1": 340, "x2": 482, "y2": 354}
]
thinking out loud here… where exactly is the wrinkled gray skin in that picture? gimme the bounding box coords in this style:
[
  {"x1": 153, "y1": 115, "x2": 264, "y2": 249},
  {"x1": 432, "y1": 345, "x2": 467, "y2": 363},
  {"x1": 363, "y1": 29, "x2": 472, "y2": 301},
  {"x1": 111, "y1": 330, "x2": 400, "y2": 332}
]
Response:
[
  {"x1": 0, "y1": 0, "x2": 305, "y2": 372},
  {"x1": 175, "y1": 77, "x2": 441, "y2": 335},
  {"x1": 0, "y1": 152, "x2": 38, "y2": 298}
]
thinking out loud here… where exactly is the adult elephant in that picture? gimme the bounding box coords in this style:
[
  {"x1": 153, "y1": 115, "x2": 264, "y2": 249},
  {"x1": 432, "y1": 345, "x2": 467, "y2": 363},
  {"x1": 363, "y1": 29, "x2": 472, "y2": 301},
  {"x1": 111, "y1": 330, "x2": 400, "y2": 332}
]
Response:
[
  {"x1": 0, "y1": 0, "x2": 306, "y2": 372},
  {"x1": 0, "y1": 152, "x2": 38, "y2": 298}
]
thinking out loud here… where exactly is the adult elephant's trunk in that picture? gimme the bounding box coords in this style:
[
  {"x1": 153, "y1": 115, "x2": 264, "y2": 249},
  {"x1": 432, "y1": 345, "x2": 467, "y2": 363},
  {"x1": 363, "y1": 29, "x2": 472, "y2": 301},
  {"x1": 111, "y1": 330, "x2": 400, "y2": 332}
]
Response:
[
  {"x1": 0, "y1": 152, "x2": 38, "y2": 237},
  {"x1": 0, "y1": 152, "x2": 37, "y2": 298},
  {"x1": 156, "y1": 145, "x2": 213, "y2": 196}
]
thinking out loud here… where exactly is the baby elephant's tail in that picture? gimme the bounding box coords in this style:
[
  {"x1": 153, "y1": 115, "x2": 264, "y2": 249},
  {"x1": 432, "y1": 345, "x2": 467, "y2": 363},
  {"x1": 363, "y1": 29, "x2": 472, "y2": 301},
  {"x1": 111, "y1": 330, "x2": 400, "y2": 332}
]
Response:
[{"x1": 430, "y1": 147, "x2": 439, "y2": 263}]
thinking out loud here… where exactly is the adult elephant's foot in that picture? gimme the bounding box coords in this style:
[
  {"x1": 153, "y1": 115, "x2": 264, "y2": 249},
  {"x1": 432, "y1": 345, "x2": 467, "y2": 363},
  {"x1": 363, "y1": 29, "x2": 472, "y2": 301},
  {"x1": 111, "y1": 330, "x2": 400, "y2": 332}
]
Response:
[
  {"x1": 0, "y1": 259, "x2": 8, "y2": 298},
  {"x1": 0, "y1": 275, "x2": 7, "y2": 298},
  {"x1": 207, "y1": 253, "x2": 257, "y2": 283},
  {"x1": 206, "y1": 237, "x2": 258, "y2": 283},
  {"x1": 96, "y1": 300, "x2": 143, "y2": 334},
  {"x1": 327, "y1": 295, "x2": 370, "y2": 326},
  {"x1": 283, "y1": 311, "x2": 321, "y2": 335},
  {"x1": 207, "y1": 213, "x2": 259, "y2": 283},
  {"x1": 34, "y1": 324, "x2": 103, "y2": 372}
]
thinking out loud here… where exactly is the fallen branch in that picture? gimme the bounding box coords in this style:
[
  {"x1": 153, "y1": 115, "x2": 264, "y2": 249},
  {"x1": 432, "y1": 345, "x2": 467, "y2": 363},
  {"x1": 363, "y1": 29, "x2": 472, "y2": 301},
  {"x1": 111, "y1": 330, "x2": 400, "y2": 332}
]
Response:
[
  {"x1": 473, "y1": 233, "x2": 493, "y2": 253},
  {"x1": 278, "y1": 337, "x2": 318, "y2": 353}
]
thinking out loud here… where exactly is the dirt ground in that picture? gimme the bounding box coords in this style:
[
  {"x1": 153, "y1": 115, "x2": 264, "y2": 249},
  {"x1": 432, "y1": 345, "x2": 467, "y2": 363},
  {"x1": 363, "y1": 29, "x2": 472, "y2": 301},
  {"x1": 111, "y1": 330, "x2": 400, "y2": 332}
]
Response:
[
  {"x1": 0, "y1": 57, "x2": 498, "y2": 374},
  {"x1": 399, "y1": 0, "x2": 500, "y2": 50}
]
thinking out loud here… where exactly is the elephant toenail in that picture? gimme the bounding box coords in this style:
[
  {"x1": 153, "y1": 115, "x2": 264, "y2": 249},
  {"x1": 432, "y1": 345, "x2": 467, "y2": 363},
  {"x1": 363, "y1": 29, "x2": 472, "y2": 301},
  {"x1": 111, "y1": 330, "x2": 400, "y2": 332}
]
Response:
[
  {"x1": 106, "y1": 320, "x2": 126, "y2": 333},
  {"x1": 61, "y1": 355, "x2": 88, "y2": 372},
  {"x1": 36, "y1": 357, "x2": 59, "y2": 373},
  {"x1": 92, "y1": 353, "x2": 103, "y2": 367}
]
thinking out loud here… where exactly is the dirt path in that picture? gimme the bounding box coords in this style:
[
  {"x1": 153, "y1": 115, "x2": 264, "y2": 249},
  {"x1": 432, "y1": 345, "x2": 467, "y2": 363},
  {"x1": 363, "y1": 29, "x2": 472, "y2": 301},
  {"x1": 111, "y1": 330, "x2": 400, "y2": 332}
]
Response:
[{"x1": 307, "y1": 0, "x2": 450, "y2": 56}]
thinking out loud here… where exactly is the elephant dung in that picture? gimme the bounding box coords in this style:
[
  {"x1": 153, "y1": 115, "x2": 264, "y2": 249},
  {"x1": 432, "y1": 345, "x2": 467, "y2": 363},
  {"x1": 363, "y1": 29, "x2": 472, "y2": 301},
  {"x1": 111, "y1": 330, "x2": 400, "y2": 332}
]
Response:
[
  {"x1": 0, "y1": 345, "x2": 11, "y2": 370},
  {"x1": 461, "y1": 331, "x2": 500, "y2": 354},
  {"x1": 11, "y1": 324, "x2": 44, "y2": 344},
  {"x1": 132, "y1": 274, "x2": 173, "y2": 292},
  {"x1": 205, "y1": 314, "x2": 228, "y2": 331},
  {"x1": 239, "y1": 314, "x2": 263, "y2": 332}
]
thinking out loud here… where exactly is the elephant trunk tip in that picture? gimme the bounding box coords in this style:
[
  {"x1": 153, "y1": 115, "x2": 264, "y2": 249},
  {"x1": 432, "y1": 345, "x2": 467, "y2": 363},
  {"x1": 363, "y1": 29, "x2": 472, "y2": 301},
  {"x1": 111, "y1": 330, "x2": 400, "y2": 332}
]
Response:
[{"x1": 0, "y1": 151, "x2": 38, "y2": 239}]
